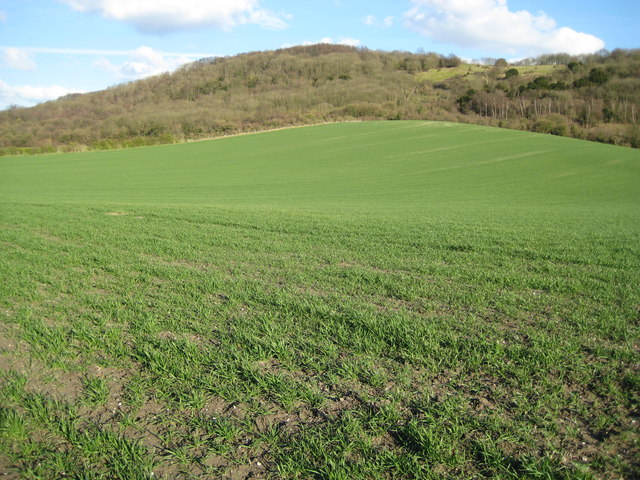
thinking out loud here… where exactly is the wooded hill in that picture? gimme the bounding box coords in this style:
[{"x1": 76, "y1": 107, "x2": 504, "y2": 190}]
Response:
[{"x1": 2, "y1": 44, "x2": 639, "y2": 155}]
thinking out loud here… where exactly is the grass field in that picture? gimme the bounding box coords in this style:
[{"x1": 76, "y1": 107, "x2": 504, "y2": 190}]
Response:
[
  {"x1": 417, "y1": 64, "x2": 562, "y2": 82},
  {"x1": 1, "y1": 121, "x2": 639, "y2": 479}
]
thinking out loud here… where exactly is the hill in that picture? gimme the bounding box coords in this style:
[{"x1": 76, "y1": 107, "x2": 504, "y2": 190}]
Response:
[
  {"x1": 1, "y1": 44, "x2": 639, "y2": 155},
  {"x1": 1, "y1": 122, "x2": 639, "y2": 478},
  {"x1": 2, "y1": 121, "x2": 639, "y2": 211}
]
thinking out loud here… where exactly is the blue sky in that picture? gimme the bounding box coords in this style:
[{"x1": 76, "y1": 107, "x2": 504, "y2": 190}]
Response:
[{"x1": 0, "y1": 0, "x2": 638, "y2": 109}]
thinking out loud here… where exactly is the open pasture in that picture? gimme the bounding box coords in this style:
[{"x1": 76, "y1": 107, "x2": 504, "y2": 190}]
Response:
[
  {"x1": 417, "y1": 64, "x2": 562, "y2": 82},
  {"x1": 1, "y1": 121, "x2": 639, "y2": 479}
]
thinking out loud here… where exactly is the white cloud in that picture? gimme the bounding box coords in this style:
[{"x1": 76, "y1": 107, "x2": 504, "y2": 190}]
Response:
[
  {"x1": 339, "y1": 37, "x2": 361, "y2": 47},
  {"x1": 404, "y1": 0, "x2": 605, "y2": 56},
  {"x1": 2, "y1": 48, "x2": 36, "y2": 70},
  {"x1": 305, "y1": 38, "x2": 361, "y2": 47},
  {"x1": 94, "y1": 46, "x2": 192, "y2": 79},
  {"x1": 58, "y1": 0, "x2": 288, "y2": 33},
  {"x1": 0, "y1": 80, "x2": 84, "y2": 108},
  {"x1": 0, "y1": 10, "x2": 7, "y2": 22},
  {"x1": 363, "y1": 14, "x2": 394, "y2": 27}
]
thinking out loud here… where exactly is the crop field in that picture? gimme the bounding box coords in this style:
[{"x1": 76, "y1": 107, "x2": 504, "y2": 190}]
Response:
[{"x1": 1, "y1": 121, "x2": 639, "y2": 479}]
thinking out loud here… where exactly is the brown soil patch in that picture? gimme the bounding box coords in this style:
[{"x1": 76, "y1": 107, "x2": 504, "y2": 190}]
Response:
[
  {"x1": 156, "y1": 331, "x2": 204, "y2": 346},
  {"x1": 33, "y1": 230, "x2": 64, "y2": 243},
  {"x1": 139, "y1": 253, "x2": 212, "y2": 272},
  {"x1": 0, "y1": 454, "x2": 21, "y2": 479}
]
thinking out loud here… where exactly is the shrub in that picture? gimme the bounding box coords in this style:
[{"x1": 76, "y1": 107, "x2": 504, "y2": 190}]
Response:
[
  {"x1": 588, "y1": 68, "x2": 609, "y2": 85},
  {"x1": 504, "y1": 68, "x2": 519, "y2": 79},
  {"x1": 533, "y1": 115, "x2": 568, "y2": 136},
  {"x1": 627, "y1": 125, "x2": 640, "y2": 148},
  {"x1": 341, "y1": 102, "x2": 385, "y2": 118}
]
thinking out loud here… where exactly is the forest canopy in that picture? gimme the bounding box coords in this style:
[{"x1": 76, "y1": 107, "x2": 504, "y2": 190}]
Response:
[{"x1": 1, "y1": 44, "x2": 639, "y2": 155}]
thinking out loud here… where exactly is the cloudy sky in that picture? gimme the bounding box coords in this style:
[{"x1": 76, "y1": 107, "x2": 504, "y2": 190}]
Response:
[{"x1": 0, "y1": 0, "x2": 638, "y2": 109}]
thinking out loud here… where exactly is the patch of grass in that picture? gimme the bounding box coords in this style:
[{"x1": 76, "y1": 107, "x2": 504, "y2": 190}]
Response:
[
  {"x1": 418, "y1": 64, "x2": 493, "y2": 81},
  {"x1": 81, "y1": 376, "x2": 110, "y2": 406},
  {"x1": 417, "y1": 64, "x2": 563, "y2": 82},
  {"x1": 1, "y1": 122, "x2": 638, "y2": 478}
]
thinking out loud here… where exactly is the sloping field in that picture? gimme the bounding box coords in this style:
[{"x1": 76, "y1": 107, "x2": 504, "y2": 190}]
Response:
[
  {"x1": 417, "y1": 64, "x2": 562, "y2": 82},
  {"x1": 2, "y1": 121, "x2": 637, "y2": 211},
  {"x1": 1, "y1": 121, "x2": 639, "y2": 479}
]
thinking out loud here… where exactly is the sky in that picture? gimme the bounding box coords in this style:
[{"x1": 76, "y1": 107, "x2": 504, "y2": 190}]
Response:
[{"x1": 0, "y1": 0, "x2": 638, "y2": 109}]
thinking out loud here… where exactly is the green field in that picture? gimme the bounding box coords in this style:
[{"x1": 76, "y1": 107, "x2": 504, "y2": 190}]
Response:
[
  {"x1": 1, "y1": 121, "x2": 639, "y2": 479},
  {"x1": 417, "y1": 64, "x2": 562, "y2": 82}
]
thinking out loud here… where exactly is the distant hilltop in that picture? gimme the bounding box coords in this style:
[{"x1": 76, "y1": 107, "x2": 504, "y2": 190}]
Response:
[{"x1": 1, "y1": 44, "x2": 638, "y2": 155}]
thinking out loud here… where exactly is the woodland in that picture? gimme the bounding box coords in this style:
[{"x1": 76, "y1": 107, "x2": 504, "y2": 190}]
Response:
[{"x1": 1, "y1": 44, "x2": 639, "y2": 155}]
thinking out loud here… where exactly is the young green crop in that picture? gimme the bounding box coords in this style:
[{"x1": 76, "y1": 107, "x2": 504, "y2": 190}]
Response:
[{"x1": 1, "y1": 122, "x2": 638, "y2": 479}]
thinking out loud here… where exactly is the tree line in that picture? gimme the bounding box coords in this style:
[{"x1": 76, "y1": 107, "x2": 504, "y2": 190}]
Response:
[{"x1": 1, "y1": 44, "x2": 638, "y2": 155}]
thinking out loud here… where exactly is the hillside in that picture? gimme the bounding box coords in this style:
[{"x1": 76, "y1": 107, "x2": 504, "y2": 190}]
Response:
[
  {"x1": 1, "y1": 123, "x2": 639, "y2": 478},
  {"x1": 1, "y1": 44, "x2": 639, "y2": 155},
  {"x1": 2, "y1": 121, "x2": 639, "y2": 210}
]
